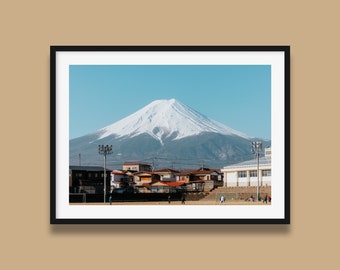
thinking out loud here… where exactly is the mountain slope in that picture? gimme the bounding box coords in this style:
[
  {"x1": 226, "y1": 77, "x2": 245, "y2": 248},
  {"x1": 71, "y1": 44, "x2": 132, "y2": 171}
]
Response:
[
  {"x1": 92, "y1": 99, "x2": 251, "y2": 144},
  {"x1": 70, "y1": 99, "x2": 267, "y2": 169}
]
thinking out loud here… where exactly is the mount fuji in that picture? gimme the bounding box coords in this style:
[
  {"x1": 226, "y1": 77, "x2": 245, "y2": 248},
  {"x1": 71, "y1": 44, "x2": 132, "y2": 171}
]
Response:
[{"x1": 70, "y1": 99, "x2": 268, "y2": 169}]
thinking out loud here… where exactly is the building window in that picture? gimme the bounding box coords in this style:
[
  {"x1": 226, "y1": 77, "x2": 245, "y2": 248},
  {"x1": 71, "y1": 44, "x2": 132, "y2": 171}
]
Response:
[
  {"x1": 265, "y1": 148, "x2": 271, "y2": 157},
  {"x1": 238, "y1": 171, "x2": 247, "y2": 178},
  {"x1": 250, "y1": 170, "x2": 257, "y2": 177},
  {"x1": 262, "y1": 170, "x2": 271, "y2": 176}
]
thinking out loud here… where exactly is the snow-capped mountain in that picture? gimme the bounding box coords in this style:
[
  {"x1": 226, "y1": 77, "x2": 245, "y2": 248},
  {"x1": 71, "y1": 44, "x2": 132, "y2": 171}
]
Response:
[
  {"x1": 70, "y1": 99, "x2": 267, "y2": 169},
  {"x1": 94, "y1": 99, "x2": 251, "y2": 144}
]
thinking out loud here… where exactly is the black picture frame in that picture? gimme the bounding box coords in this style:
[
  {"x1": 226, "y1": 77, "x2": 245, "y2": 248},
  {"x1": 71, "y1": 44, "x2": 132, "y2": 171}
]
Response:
[{"x1": 50, "y1": 45, "x2": 290, "y2": 224}]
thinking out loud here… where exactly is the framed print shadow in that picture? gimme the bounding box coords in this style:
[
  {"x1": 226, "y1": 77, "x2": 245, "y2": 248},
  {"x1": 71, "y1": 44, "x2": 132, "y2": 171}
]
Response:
[{"x1": 50, "y1": 45, "x2": 290, "y2": 224}]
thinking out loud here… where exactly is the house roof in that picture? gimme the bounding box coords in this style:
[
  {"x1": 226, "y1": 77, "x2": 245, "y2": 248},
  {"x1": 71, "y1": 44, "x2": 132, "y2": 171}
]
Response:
[
  {"x1": 134, "y1": 171, "x2": 153, "y2": 177},
  {"x1": 150, "y1": 182, "x2": 168, "y2": 187},
  {"x1": 222, "y1": 156, "x2": 271, "y2": 170},
  {"x1": 153, "y1": 168, "x2": 179, "y2": 173},
  {"x1": 123, "y1": 161, "x2": 151, "y2": 166},
  {"x1": 151, "y1": 181, "x2": 185, "y2": 187},
  {"x1": 163, "y1": 181, "x2": 185, "y2": 186},
  {"x1": 111, "y1": 170, "x2": 126, "y2": 175},
  {"x1": 177, "y1": 169, "x2": 219, "y2": 175}
]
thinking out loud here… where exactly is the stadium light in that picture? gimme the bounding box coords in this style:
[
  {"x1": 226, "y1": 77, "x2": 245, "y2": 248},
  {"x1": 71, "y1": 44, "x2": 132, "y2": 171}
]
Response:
[
  {"x1": 98, "y1": 145, "x2": 113, "y2": 203},
  {"x1": 251, "y1": 141, "x2": 262, "y2": 202}
]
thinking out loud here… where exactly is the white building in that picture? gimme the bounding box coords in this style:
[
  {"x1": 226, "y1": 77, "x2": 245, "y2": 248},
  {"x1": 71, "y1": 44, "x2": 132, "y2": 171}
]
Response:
[
  {"x1": 110, "y1": 170, "x2": 130, "y2": 188},
  {"x1": 221, "y1": 148, "x2": 271, "y2": 187}
]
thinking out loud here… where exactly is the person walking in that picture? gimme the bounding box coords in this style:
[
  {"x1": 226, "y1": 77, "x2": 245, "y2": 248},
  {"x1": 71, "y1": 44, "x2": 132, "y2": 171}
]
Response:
[
  {"x1": 181, "y1": 194, "x2": 186, "y2": 204},
  {"x1": 263, "y1": 194, "x2": 268, "y2": 204}
]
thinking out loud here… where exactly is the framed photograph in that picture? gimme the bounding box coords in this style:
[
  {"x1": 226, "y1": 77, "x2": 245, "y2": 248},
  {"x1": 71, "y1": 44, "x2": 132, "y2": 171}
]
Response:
[{"x1": 50, "y1": 46, "x2": 290, "y2": 224}]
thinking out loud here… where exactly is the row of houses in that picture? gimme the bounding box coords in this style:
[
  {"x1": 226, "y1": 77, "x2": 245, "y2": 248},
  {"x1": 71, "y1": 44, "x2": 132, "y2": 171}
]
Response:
[
  {"x1": 69, "y1": 148, "x2": 272, "y2": 194},
  {"x1": 70, "y1": 164, "x2": 221, "y2": 194},
  {"x1": 111, "y1": 166, "x2": 221, "y2": 193}
]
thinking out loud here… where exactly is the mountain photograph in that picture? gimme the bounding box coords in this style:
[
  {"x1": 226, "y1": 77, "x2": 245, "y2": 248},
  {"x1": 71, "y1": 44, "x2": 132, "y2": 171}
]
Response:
[{"x1": 69, "y1": 65, "x2": 271, "y2": 170}]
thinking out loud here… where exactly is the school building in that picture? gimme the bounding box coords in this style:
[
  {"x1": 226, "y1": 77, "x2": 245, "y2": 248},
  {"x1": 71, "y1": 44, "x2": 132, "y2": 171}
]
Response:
[{"x1": 221, "y1": 148, "x2": 271, "y2": 187}]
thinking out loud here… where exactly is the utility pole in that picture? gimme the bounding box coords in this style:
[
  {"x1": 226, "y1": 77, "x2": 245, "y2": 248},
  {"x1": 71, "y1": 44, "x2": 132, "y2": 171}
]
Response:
[
  {"x1": 78, "y1": 153, "x2": 81, "y2": 166},
  {"x1": 252, "y1": 141, "x2": 262, "y2": 202},
  {"x1": 98, "y1": 145, "x2": 113, "y2": 203},
  {"x1": 152, "y1": 156, "x2": 156, "y2": 172}
]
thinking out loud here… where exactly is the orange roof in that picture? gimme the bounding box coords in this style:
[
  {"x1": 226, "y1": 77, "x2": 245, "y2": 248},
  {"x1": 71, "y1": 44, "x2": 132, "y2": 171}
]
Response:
[
  {"x1": 133, "y1": 171, "x2": 153, "y2": 176},
  {"x1": 150, "y1": 180, "x2": 184, "y2": 186},
  {"x1": 111, "y1": 171, "x2": 126, "y2": 175},
  {"x1": 164, "y1": 181, "x2": 185, "y2": 186},
  {"x1": 150, "y1": 182, "x2": 168, "y2": 187}
]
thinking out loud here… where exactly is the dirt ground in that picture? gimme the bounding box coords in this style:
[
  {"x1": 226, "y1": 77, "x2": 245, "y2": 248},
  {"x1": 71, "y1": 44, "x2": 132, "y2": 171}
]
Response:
[{"x1": 70, "y1": 200, "x2": 271, "y2": 206}]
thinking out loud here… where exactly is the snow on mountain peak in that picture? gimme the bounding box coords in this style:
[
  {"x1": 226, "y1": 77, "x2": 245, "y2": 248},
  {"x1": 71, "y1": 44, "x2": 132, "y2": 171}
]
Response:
[{"x1": 95, "y1": 99, "x2": 251, "y2": 144}]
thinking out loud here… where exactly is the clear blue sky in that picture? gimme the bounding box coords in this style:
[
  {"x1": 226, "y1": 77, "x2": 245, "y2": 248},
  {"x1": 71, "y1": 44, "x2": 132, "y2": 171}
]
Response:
[{"x1": 69, "y1": 65, "x2": 271, "y2": 140}]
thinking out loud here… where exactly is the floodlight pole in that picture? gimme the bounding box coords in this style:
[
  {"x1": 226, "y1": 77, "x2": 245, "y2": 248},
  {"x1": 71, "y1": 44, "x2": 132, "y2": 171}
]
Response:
[
  {"x1": 98, "y1": 145, "x2": 113, "y2": 203},
  {"x1": 252, "y1": 141, "x2": 262, "y2": 202}
]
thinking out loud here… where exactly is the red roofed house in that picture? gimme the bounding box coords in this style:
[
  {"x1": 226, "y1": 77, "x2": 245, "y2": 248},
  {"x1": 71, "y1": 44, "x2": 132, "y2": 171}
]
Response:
[
  {"x1": 149, "y1": 181, "x2": 186, "y2": 193},
  {"x1": 176, "y1": 169, "x2": 221, "y2": 192}
]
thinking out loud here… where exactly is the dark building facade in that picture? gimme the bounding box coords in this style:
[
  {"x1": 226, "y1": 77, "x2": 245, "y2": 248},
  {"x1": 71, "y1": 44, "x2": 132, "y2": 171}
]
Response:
[{"x1": 69, "y1": 166, "x2": 111, "y2": 194}]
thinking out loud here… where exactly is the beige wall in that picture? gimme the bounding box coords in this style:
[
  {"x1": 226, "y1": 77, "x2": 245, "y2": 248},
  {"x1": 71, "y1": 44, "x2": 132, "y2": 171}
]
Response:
[{"x1": 1, "y1": 1, "x2": 339, "y2": 270}]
